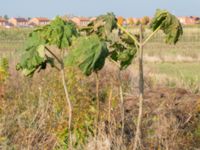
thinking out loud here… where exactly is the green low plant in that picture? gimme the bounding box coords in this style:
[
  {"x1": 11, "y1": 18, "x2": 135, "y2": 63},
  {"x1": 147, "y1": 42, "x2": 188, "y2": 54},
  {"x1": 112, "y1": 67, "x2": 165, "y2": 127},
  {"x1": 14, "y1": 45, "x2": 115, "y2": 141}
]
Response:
[{"x1": 0, "y1": 57, "x2": 9, "y2": 82}]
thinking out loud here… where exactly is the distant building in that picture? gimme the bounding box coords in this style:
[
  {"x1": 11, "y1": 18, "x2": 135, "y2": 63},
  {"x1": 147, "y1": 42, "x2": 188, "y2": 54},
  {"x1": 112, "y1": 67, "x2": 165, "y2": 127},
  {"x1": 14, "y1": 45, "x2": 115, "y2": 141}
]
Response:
[
  {"x1": 132, "y1": 18, "x2": 141, "y2": 25},
  {"x1": 28, "y1": 17, "x2": 50, "y2": 26},
  {"x1": 90, "y1": 17, "x2": 96, "y2": 22},
  {"x1": 178, "y1": 17, "x2": 186, "y2": 24},
  {"x1": 178, "y1": 16, "x2": 200, "y2": 25},
  {"x1": 71, "y1": 17, "x2": 90, "y2": 26},
  {"x1": 8, "y1": 18, "x2": 28, "y2": 27},
  {"x1": 0, "y1": 18, "x2": 7, "y2": 26},
  {"x1": 189, "y1": 16, "x2": 200, "y2": 24},
  {"x1": 126, "y1": 18, "x2": 134, "y2": 26}
]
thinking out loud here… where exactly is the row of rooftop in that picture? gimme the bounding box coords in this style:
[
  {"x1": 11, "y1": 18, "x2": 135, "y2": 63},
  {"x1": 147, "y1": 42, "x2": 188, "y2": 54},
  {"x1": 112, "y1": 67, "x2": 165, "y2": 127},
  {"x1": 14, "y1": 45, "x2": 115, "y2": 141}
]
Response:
[{"x1": 0, "y1": 16, "x2": 199, "y2": 28}]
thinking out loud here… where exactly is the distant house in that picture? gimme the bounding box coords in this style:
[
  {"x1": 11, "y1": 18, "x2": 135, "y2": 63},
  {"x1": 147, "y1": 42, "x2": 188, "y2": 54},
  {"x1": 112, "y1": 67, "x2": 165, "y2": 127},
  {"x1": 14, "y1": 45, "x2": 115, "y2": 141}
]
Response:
[
  {"x1": 8, "y1": 18, "x2": 28, "y2": 27},
  {"x1": 71, "y1": 17, "x2": 90, "y2": 26},
  {"x1": 178, "y1": 16, "x2": 200, "y2": 25},
  {"x1": 190, "y1": 16, "x2": 200, "y2": 24},
  {"x1": 178, "y1": 17, "x2": 186, "y2": 25},
  {"x1": 132, "y1": 18, "x2": 141, "y2": 25},
  {"x1": 126, "y1": 18, "x2": 133, "y2": 26},
  {"x1": 28, "y1": 17, "x2": 50, "y2": 26},
  {"x1": 90, "y1": 17, "x2": 96, "y2": 22},
  {"x1": 0, "y1": 18, "x2": 7, "y2": 26}
]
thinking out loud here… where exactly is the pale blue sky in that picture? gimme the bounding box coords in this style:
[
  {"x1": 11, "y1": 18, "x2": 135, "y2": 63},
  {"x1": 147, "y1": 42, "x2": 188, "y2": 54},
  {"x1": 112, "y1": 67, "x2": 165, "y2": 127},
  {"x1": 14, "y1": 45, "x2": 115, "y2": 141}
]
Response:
[{"x1": 0, "y1": 0, "x2": 200, "y2": 18}]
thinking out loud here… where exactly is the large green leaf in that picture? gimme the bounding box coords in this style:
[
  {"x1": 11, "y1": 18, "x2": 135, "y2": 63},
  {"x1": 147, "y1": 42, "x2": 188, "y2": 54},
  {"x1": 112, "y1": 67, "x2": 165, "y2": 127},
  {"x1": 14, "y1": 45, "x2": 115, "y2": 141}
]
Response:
[
  {"x1": 65, "y1": 34, "x2": 109, "y2": 76},
  {"x1": 150, "y1": 9, "x2": 183, "y2": 44},
  {"x1": 16, "y1": 46, "x2": 47, "y2": 76},
  {"x1": 109, "y1": 30, "x2": 137, "y2": 69},
  {"x1": 17, "y1": 17, "x2": 78, "y2": 76},
  {"x1": 34, "y1": 17, "x2": 78, "y2": 49},
  {"x1": 16, "y1": 31, "x2": 48, "y2": 76},
  {"x1": 110, "y1": 41, "x2": 137, "y2": 70},
  {"x1": 83, "y1": 13, "x2": 117, "y2": 40}
]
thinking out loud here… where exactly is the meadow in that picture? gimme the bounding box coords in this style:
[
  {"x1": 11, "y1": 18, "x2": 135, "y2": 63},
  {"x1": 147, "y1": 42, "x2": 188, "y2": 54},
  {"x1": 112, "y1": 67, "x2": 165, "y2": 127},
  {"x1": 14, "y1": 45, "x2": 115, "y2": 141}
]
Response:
[{"x1": 0, "y1": 25, "x2": 200, "y2": 149}]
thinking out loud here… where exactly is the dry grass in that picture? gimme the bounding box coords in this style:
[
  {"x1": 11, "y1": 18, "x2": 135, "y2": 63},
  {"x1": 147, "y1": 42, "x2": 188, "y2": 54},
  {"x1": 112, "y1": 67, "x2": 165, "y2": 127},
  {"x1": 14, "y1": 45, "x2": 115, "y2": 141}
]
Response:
[
  {"x1": 0, "y1": 26, "x2": 200, "y2": 149},
  {"x1": 0, "y1": 61, "x2": 200, "y2": 149}
]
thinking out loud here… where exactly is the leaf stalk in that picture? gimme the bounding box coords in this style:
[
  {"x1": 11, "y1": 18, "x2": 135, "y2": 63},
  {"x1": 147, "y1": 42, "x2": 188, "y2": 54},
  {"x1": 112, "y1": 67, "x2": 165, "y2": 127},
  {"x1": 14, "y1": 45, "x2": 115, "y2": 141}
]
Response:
[
  {"x1": 117, "y1": 23, "x2": 140, "y2": 47},
  {"x1": 45, "y1": 46, "x2": 63, "y2": 64},
  {"x1": 142, "y1": 25, "x2": 161, "y2": 46}
]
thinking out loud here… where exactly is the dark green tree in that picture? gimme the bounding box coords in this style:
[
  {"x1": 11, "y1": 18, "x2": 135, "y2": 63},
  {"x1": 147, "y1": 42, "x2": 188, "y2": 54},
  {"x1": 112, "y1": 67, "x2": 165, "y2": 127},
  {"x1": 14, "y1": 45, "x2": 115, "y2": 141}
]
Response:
[{"x1": 4, "y1": 14, "x2": 9, "y2": 20}]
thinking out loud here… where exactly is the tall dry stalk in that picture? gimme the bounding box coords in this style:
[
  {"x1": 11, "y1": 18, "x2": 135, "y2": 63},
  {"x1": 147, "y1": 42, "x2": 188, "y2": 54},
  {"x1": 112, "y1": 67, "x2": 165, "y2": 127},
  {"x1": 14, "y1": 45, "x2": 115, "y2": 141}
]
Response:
[
  {"x1": 133, "y1": 24, "x2": 144, "y2": 150},
  {"x1": 95, "y1": 72, "x2": 100, "y2": 148},
  {"x1": 108, "y1": 83, "x2": 113, "y2": 134},
  {"x1": 61, "y1": 68, "x2": 73, "y2": 150},
  {"x1": 60, "y1": 49, "x2": 73, "y2": 150},
  {"x1": 118, "y1": 70, "x2": 125, "y2": 142},
  {"x1": 46, "y1": 47, "x2": 73, "y2": 149}
]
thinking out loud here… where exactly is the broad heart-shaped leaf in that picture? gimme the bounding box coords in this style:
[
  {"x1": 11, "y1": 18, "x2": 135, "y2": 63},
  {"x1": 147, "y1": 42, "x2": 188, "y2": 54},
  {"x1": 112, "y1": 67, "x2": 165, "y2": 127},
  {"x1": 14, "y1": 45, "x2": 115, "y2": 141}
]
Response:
[
  {"x1": 150, "y1": 9, "x2": 183, "y2": 44},
  {"x1": 109, "y1": 31, "x2": 137, "y2": 69},
  {"x1": 110, "y1": 42, "x2": 137, "y2": 70},
  {"x1": 83, "y1": 13, "x2": 117, "y2": 40},
  {"x1": 34, "y1": 16, "x2": 78, "y2": 49},
  {"x1": 16, "y1": 32, "x2": 54, "y2": 76},
  {"x1": 16, "y1": 45, "x2": 46, "y2": 76},
  {"x1": 65, "y1": 34, "x2": 109, "y2": 76},
  {"x1": 17, "y1": 17, "x2": 78, "y2": 76}
]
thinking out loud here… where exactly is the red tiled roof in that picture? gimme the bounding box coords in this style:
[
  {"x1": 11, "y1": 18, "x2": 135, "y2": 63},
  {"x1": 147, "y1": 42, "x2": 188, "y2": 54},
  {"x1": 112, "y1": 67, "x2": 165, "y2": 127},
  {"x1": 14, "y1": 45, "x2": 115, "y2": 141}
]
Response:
[
  {"x1": 178, "y1": 16, "x2": 200, "y2": 25},
  {"x1": 0, "y1": 18, "x2": 6, "y2": 22},
  {"x1": 90, "y1": 17, "x2": 96, "y2": 21},
  {"x1": 36, "y1": 17, "x2": 50, "y2": 22},
  {"x1": 79, "y1": 17, "x2": 90, "y2": 21},
  {"x1": 190, "y1": 16, "x2": 200, "y2": 21},
  {"x1": 15, "y1": 18, "x2": 28, "y2": 22}
]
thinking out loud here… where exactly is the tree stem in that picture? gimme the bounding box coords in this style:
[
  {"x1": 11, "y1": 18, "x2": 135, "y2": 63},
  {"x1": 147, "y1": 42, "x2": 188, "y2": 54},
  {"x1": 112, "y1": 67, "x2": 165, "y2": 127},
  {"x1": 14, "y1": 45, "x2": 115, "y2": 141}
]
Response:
[
  {"x1": 61, "y1": 68, "x2": 73, "y2": 150},
  {"x1": 60, "y1": 48, "x2": 73, "y2": 150},
  {"x1": 45, "y1": 46, "x2": 62, "y2": 64},
  {"x1": 108, "y1": 83, "x2": 113, "y2": 134},
  {"x1": 118, "y1": 70, "x2": 125, "y2": 142},
  {"x1": 142, "y1": 25, "x2": 161, "y2": 46},
  {"x1": 95, "y1": 72, "x2": 100, "y2": 147},
  {"x1": 117, "y1": 23, "x2": 140, "y2": 47},
  {"x1": 133, "y1": 24, "x2": 144, "y2": 150}
]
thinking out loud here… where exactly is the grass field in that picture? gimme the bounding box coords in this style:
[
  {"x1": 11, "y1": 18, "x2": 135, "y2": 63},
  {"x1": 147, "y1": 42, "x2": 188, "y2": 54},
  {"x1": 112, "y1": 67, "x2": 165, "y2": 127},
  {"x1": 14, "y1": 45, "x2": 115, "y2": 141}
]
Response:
[
  {"x1": 145, "y1": 62, "x2": 200, "y2": 92},
  {"x1": 0, "y1": 26, "x2": 199, "y2": 91},
  {"x1": 128, "y1": 25, "x2": 200, "y2": 60},
  {"x1": 0, "y1": 28, "x2": 32, "y2": 56},
  {"x1": 1, "y1": 26, "x2": 199, "y2": 58}
]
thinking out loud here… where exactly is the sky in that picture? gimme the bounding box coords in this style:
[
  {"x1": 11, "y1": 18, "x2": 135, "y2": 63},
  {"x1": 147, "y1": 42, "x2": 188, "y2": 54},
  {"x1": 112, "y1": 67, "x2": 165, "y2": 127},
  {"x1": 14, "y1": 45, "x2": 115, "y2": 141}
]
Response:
[{"x1": 0, "y1": 0, "x2": 200, "y2": 18}]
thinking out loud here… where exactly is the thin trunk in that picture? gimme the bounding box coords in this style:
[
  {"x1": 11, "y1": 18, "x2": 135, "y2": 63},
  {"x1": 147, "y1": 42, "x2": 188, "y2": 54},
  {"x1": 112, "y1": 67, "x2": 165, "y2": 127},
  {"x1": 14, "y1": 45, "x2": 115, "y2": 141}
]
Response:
[
  {"x1": 118, "y1": 70, "x2": 124, "y2": 142},
  {"x1": 95, "y1": 72, "x2": 100, "y2": 147},
  {"x1": 108, "y1": 83, "x2": 113, "y2": 134},
  {"x1": 45, "y1": 47, "x2": 73, "y2": 149},
  {"x1": 133, "y1": 24, "x2": 144, "y2": 150},
  {"x1": 60, "y1": 48, "x2": 73, "y2": 150},
  {"x1": 61, "y1": 68, "x2": 73, "y2": 150}
]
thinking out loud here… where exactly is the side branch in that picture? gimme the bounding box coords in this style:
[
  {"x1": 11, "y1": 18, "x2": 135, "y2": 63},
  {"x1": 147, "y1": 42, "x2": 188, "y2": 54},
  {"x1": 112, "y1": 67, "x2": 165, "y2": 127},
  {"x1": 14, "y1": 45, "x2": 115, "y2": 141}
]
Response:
[
  {"x1": 117, "y1": 23, "x2": 140, "y2": 47},
  {"x1": 45, "y1": 46, "x2": 63, "y2": 64},
  {"x1": 142, "y1": 25, "x2": 161, "y2": 46}
]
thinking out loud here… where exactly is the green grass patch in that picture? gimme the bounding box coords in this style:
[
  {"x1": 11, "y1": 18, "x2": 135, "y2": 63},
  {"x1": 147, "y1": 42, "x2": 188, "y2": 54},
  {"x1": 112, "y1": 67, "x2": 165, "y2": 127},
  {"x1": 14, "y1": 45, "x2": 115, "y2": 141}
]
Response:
[{"x1": 147, "y1": 62, "x2": 200, "y2": 92}]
